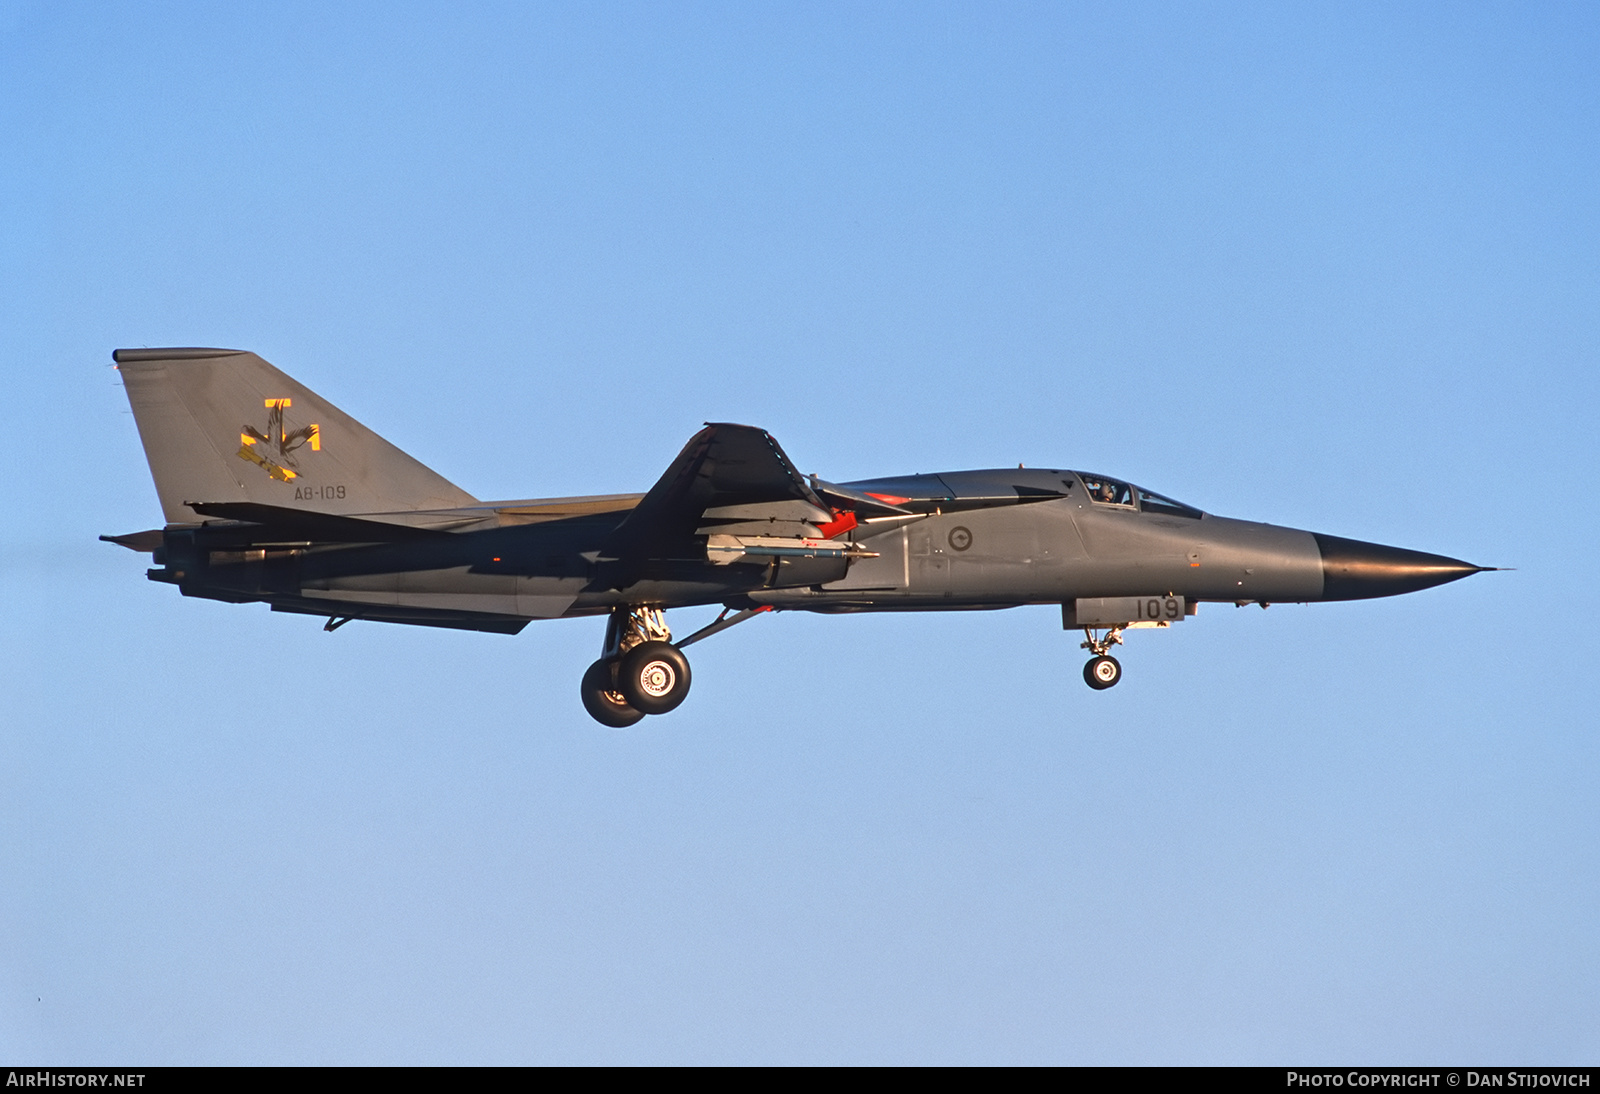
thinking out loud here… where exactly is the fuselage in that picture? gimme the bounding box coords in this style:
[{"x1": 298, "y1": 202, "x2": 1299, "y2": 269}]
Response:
[{"x1": 152, "y1": 465, "x2": 1481, "y2": 628}]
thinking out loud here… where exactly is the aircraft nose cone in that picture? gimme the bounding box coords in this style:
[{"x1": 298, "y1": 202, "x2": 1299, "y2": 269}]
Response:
[{"x1": 1314, "y1": 533, "x2": 1487, "y2": 601}]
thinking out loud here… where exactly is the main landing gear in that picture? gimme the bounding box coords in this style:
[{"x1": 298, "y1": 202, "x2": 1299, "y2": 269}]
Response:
[
  {"x1": 1080, "y1": 626, "x2": 1125, "y2": 690},
  {"x1": 579, "y1": 605, "x2": 770, "y2": 727},
  {"x1": 581, "y1": 607, "x2": 689, "y2": 728}
]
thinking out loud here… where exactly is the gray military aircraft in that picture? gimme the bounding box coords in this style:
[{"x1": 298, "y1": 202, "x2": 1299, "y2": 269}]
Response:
[{"x1": 103, "y1": 348, "x2": 1492, "y2": 726}]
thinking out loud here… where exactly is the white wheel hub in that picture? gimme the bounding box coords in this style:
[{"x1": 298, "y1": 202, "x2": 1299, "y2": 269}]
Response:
[{"x1": 638, "y1": 661, "x2": 676, "y2": 697}]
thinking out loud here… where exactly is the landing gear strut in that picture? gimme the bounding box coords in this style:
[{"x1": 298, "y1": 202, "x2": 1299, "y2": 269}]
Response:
[{"x1": 1080, "y1": 626, "x2": 1125, "y2": 690}]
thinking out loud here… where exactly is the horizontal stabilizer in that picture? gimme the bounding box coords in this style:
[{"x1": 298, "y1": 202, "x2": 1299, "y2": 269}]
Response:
[
  {"x1": 268, "y1": 597, "x2": 529, "y2": 635},
  {"x1": 188, "y1": 501, "x2": 449, "y2": 542},
  {"x1": 99, "y1": 529, "x2": 164, "y2": 553}
]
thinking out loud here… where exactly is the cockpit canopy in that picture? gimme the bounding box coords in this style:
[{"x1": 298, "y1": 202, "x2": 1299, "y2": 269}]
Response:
[
  {"x1": 839, "y1": 468, "x2": 1204, "y2": 519},
  {"x1": 1075, "y1": 473, "x2": 1204, "y2": 519}
]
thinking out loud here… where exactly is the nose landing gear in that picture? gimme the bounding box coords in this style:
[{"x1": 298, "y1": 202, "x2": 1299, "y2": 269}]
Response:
[{"x1": 1080, "y1": 626, "x2": 1126, "y2": 690}]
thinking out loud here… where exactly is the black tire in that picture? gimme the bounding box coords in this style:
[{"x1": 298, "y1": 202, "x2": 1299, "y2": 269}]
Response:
[
  {"x1": 1083, "y1": 655, "x2": 1122, "y2": 690},
  {"x1": 618, "y1": 640, "x2": 692, "y2": 715},
  {"x1": 581, "y1": 658, "x2": 646, "y2": 727}
]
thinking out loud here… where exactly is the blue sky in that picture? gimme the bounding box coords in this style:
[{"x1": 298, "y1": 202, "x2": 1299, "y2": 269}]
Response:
[{"x1": 2, "y1": 1, "x2": 1596, "y2": 1063}]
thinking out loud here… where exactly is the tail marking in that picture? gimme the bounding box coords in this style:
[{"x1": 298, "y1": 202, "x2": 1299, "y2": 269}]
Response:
[{"x1": 237, "y1": 398, "x2": 320, "y2": 482}]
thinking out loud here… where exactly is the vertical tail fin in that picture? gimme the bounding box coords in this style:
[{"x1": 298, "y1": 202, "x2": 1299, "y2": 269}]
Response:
[{"x1": 114, "y1": 348, "x2": 478, "y2": 523}]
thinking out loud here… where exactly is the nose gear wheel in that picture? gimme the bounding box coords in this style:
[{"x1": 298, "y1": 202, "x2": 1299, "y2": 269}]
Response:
[{"x1": 1083, "y1": 654, "x2": 1122, "y2": 690}]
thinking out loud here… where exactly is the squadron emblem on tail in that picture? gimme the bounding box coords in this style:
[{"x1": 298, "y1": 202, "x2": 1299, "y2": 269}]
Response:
[{"x1": 237, "y1": 397, "x2": 319, "y2": 482}]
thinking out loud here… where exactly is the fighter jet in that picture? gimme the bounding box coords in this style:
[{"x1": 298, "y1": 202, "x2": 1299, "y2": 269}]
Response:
[{"x1": 103, "y1": 348, "x2": 1492, "y2": 726}]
